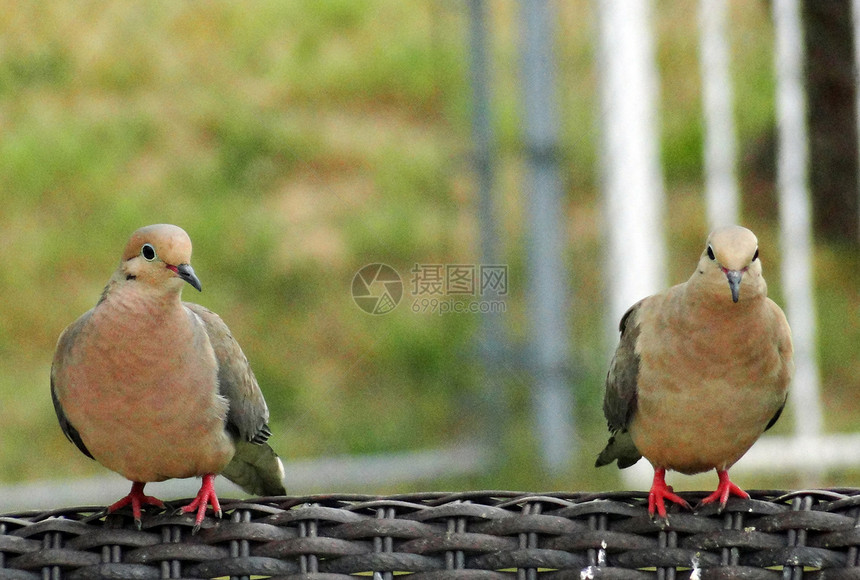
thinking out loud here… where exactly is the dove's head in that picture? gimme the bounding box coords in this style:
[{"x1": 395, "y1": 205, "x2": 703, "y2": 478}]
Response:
[
  {"x1": 119, "y1": 224, "x2": 202, "y2": 293},
  {"x1": 696, "y1": 225, "x2": 764, "y2": 303}
]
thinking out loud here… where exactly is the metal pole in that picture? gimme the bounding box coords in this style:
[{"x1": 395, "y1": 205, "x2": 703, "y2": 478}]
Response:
[
  {"x1": 852, "y1": 0, "x2": 860, "y2": 243},
  {"x1": 468, "y1": 0, "x2": 508, "y2": 465},
  {"x1": 520, "y1": 0, "x2": 574, "y2": 474}
]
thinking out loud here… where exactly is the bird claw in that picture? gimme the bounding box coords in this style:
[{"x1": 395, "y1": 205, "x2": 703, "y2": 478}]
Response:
[
  {"x1": 697, "y1": 470, "x2": 749, "y2": 512},
  {"x1": 648, "y1": 468, "x2": 692, "y2": 519},
  {"x1": 107, "y1": 482, "x2": 165, "y2": 529},
  {"x1": 648, "y1": 487, "x2": 692, "y2": 520},
  {"x1": 181, "y1": 474, "x2": 221, "y2": 534}
]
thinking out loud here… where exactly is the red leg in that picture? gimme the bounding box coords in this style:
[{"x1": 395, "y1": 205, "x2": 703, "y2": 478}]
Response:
[
  {"x1": 181, "y1": 473, "x2": 222, "y2": 531},
  {"x1": 648, "y1": 467, "x2": 692, "y2": 518},
  {"x1": 107, "y1": 482, "x2": 165, "y2": 528},
  {"x1": 699, "y1": 469, "x2": 749, "y2": 511}
]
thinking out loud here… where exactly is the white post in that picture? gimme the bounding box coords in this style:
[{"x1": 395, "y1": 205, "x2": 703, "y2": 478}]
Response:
[
  {"x1": 698, "y1": 0, "x2": 739, "y2": 229},
  {"x1": 772, "y1": 0, "x2": 824, "y2": 478},
  {"x1": 596, "y1": 0, "x2": 667, "y2": 346}
]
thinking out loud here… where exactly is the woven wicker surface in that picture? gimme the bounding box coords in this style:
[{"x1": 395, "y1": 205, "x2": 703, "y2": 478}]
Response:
[{"x1": 3, "y1": 489, "x2": 860, "y2": 579}]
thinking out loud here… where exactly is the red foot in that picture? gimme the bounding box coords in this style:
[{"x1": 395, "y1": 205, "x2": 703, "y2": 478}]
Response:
[
  {"x1": 107, "y1": 482, "x2": 165, "y2": 528},
  {"x1": 699, "y1": 470, "x2": 749, "y2": 511},
  {"x1": 181, "y1": 473, "x2": 221, "y2": 531},
  {"x1": 648, "y1": 468, "x2": 692, "y2": 519}
]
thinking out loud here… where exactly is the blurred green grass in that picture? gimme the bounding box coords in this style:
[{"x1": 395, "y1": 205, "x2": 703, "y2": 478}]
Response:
[{"x1": 0, "y1": 1, "x2": 857, "y2": 497}]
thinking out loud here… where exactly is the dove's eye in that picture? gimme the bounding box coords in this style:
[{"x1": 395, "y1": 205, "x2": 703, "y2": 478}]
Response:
[
  {"x1": 752, "y1": 248, "x2": 759, "y2": 261},
  {"x1": 707, "y1": 245, "x2": 715, "y2": 261},
  {"x1": 141, "y1": 243, "x2": 157, "y2": 261}
]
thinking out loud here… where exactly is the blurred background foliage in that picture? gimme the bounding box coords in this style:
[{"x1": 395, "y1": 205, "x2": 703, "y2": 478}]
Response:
[{"x1": 0, "y1": 1, "x2": 857, "y2": 495}]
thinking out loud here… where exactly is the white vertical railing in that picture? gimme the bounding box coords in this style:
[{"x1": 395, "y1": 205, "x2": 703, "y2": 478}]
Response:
[
  {"x1": 619, "y1": 0, "x2": 833, "y2": 490},
  {"x1": 772, "y1": 0, "x2": 824, "y2": 481},
  {"x1": 698, "y1": 0, "x2": 739, "y2": 229},
  {"x1": 596, "y1": 0, "x2": 667, "y2": 350}
]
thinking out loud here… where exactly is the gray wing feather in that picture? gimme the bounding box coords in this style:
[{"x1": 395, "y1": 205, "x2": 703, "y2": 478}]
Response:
[
  {"x1": 184, "y1": 302, "x2": 286, "y2": 496},
  {"x1": 595, "y1": 300, "x2": 644, "y2": 469},
  {"x1": 51, "y1": 312, "x2": 95, "y2": 460},
  {"x1": 765, "y1": 402, "x2": 785, "y2": 432},
  {"x1": 602, "y1": 301, "x2": 643, "y2": 432},
  {"x1": 184, "y1": 302, "x2": 271, "y2": 444}
]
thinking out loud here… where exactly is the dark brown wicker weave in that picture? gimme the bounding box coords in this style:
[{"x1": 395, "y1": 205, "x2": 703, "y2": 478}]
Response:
[{"x1": 3, "y1": 489, "x2": 860, "y2": 579}]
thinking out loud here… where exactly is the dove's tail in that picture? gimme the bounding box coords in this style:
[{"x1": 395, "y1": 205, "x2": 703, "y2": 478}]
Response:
[
  {"x1": 221, "y1": 440, "x2": 286, "y2": 496},
  {"x1": 595, "y1": 431, "x2": 642, "y2": 469}
]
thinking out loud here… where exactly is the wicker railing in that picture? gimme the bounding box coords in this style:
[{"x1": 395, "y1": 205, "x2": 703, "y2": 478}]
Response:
[{"x1": 3, "y1": 489, "x2": 860, "y2": 579}]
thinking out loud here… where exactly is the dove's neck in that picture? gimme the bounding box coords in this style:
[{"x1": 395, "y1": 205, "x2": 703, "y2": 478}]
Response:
[
  {"x1": 683, "y1": 271, "x2": 768, "y2": 312},
  {"x1": 100, "y1": 277, "x2": 182, "y2": 311},
  {"x1": 94, "y1": 281, "x2": 189, "y2": 342}
]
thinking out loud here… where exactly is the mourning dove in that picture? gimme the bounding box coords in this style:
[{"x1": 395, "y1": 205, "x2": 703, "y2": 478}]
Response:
[
  {"x1": 596, "y1": 225, "x2": 793, "y2": 518},
  {"x1": 51, "y1": 224, "x2": 286, "y2": 530}
]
